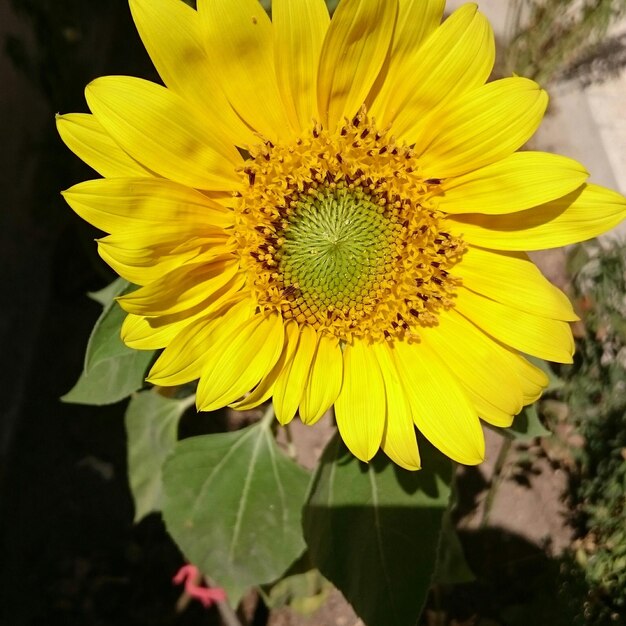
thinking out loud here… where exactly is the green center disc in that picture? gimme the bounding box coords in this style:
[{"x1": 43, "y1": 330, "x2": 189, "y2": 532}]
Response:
[{"x1": 278, "y1": 185, "x2": 397, "y2": 309}]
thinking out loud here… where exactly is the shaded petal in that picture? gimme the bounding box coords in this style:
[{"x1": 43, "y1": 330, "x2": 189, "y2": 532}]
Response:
[
  {"x1": 439, "y1": 152, "x2": 588, "y2": 215},
  {"x1": 121, "y1": 289, "x2": 246, "y2": 350},
  {"x1": 98, "y1": 239, "x2": 200, "y2": 286},
  {"x1": 455, "y1": 287, "x2": 574, "y2": 363},
  {"x1": 129, "y1": 0, "x2": 255, "y2": 146},
  {"x1": 317, "y1": 0, "x2": 398, "y2": 130},
  {"x1": 117, "y1": 257, "x2": 239, "y2": 316},
  {"x1": 299, "y1": 333, "x2": 343, "y2": 425},
  {"x1": 335, "y1": 339, "x2": 386, "y2": 462},
  {"x1": 455, "y1": 247, "x2": 578, "y2": 321},
  {"x1": 148, "y1": 298, "x2": 254, "y2": 386},
  {"x1": 62, "y1": 177, "x2": 233, "y2": 234},
  {"x1": 450, "y1": 184, "x2": 626, "y2": 251},
  {"x1": 410, "y1": 77, "x2": 548, "y2": 178},
  {"x1": 196, "y1": 311, "x2": 285, "y2": 411},
  {"x1": 373, "y1": 343, "x2": 421, "y2": 471},
  {"x1": 422, "y1": 309, "x2": 523, "y2": 427},
  {"x1": 273, "y1": 324, "x2": 318, "y2": 425},
  {"x1": 122, "y1": 312, "x2": 191, "y2": 351},
  {"x1": 197, "y1": 0, "x2": 295, "y2": 140},
  {"x1": 273, "y1": 0, "x2": 330, "y2": 132},
  {"x1": 231, "y1": 320, "x2": 301, "y2": 410},
  {"x1": 381, "y1": 4, "x2": 495, "y2": 139},
  {"x1": 86, "y1": 76, "x2": 242, "y2": 190},
  {"x1": 56, "y1": 113, "x2": 151, "y2": 178},
  {"x1": 369, "y1": 0, "x2": 445, "y2": 118},
  {"x1": 505, "y1": 353, "x2": 549, "y2": 403},
  {"x1": 97, "y1": 234, "x2": 233, "y2": 285},
  {"x1": 394, "y1": 340, "x2": 484, "y2": 465}
]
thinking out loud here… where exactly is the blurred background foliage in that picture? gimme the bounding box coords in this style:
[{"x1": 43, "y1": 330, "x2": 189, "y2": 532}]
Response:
[
  {"x1": 2, "y1": 0, "x2": 626, "y2": 625},
  {"x1": 506, "y1": 0, "x2": 626, "y2": 85},
  {"x1": 558, "y1": 240, "x2": 626, "y2": 624}
]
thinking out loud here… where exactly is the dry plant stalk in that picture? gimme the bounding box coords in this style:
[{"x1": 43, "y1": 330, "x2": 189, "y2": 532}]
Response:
[{"x1": 506, "y1": 0, "x2": 626, "y2": 85}]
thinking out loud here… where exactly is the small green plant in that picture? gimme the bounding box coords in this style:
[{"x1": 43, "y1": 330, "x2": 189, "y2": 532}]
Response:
[{"x1": 559, "y1": 239, "x2": 626, "y2": 624}]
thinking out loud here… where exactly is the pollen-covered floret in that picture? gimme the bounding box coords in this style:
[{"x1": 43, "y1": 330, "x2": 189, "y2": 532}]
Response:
[{"x1": 234, "y1": 110, "x2": 465, "y2": 343}]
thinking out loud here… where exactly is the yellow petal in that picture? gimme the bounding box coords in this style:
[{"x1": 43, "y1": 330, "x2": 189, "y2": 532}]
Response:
[
  {"x1": 393, "y1": 340, "x2": 485, "y2": 465},
  {"x1": 197, "y1": 0, "x2": 295, "y2": 141},
  {"x1": 117, "y1": 257, "x2": 239, "y2": 316},
  {"x1": 196, "y1": 312, "x2": 285, "y2": 411},
  {"x1": 85, "y1": 76, "x2": 242, "y2": 191},
  {"x1": 455, "y1": 247, "x2": 578, "y2": 321},
  {"x1": 56, "y1": 113, "x2": 151, "y2": 178},
  {"x1": 122, "y1": 290, "x2": 246, "y2": 350},
  {"x1": 122, "y1": 313, "x2": 193, "y2": 350},
  {"x1": 273, "y1": 0, "x2": 329, "y2": 132},
  {"x1": 62, "y1": 177, "x2": 233, "y2": 234},
  {"x1": 129, "y1": 0, "x2": 255, "y2": 147},
  {"x1": 148, "y1": 298, "x2": 253, "y2": 386},
  {"x1": 335, "y1": 339, "x2": 385, "y2": 462},
  {"x1": 373, "y1": 343, "x2": 421, "y2": 471},
  {"x1": 450, "y1": 184, "x2": 626, "y2": 251},
  {"x1": 394, "y1": 0, "x2": 445, "y2": 54},
  {"x1": 422, "y1": 309, "x2": 523, "y2": 427},
  {"x1": 507, "y1": 354, "x2": 549, "y2": 403},
  {"x1": 370, "y1": 0, "x2": 444, "y2": 111},
  {"x1": 273, "y1": 324, "x2": 318, "y2": 425},
  {"x1": 98, "y1": 239, "x2": 198, "y2": 286},
  {"x1": 148, "y1": 316, "x2": 223, "y2": 386},
  {"x1": 455, "y1": 287, "x2": 574, "y2": 364},
  {"x1": 470, "y1": 397, "x2": 516, "y2": 428},
  {"x1": 380, "y1": 4, "x2": 495, "y2": 139},
  {"x1": 410, "y1": 77, "x2": 548, "y2": 178},
  {"x1": 317, "y1": 0, "x2": 398, "y2": 130},
  {"x1": 97, "y1": 234, "x2": 233, "y2": 285},
  {"x1": 439, "y1": 152, "x2": 588, "y2": 215},
  {"x1": 97, "y1": 227, "x2": 230, "y2": 253},
  {"x1": 231, "y1": 320, "x2": 301, "y2": 410},
  {"x1": 299, "y1": 333, "x2": 343, "y2": 425}
]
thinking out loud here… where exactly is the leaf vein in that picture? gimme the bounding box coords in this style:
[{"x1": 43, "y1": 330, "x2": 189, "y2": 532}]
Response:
[
  {"x1": 229, "y1": 427, "x2": 265, "y2": 561},
  {"x1": 368, "y1": 465, "x2": 399, "y2": 624}
]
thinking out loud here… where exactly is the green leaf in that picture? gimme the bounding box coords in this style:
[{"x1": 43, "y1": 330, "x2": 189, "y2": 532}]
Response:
[
  {"x1": 125, "y1": 390, "x2": 194, "y2": 523},
  {"x1": 62, "y1": 279, "x2": 154, "y2": 405},
  {"x1": 87, "y1": 277, "x2": 127, "y2": 306},
  {"x1": 505, "y1": 403, "x2": 551, "y2": 440},
  {"x1": 162, "y1": 419, "x2": 311, "y2": 606},
  {"x1": 303, "y1": 435, "x2": 453, "y2": 626}
]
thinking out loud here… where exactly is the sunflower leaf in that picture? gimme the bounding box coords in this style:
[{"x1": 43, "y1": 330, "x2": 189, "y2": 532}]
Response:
[
  {"x1": 125, "y1": 390, "x2": 193, "y2": 523},
  {"x1": 303, "y1": 434, "x2": 453, "y2": 626},
  {"x1": 87, "y1": 276, "x2": 127, "y2": 306},
  {"x1": 162, "y1": 421, "x2": 311, "y2": 607},
  {"x1": 62, "y1": 278, "x2": 153, "y2": 405}
]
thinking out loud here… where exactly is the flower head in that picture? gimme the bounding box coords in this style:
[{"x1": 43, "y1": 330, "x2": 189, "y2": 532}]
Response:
[{"x1": 58, "y1": 0, "x2": 626, "y2": 468}]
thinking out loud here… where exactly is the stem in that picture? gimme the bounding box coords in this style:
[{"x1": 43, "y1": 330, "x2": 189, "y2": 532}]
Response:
[
  {"x1": 204, "y1": 577, "x2": 244, "y2": 626},
  {"x1": 283, "y1": 423, "x2": 297, "y2": 460},
  {"x1": 480, "y1": 436, "x2": 513, "y2": 529},
  {"x1": 175, "y1": 570, "x2": 199, "y2": 613},
  {"x1": 179, "y1": 393, "x2": 197, "y2": 411},
  {"x1": 260, "y1": 403, "x2": 276, "y2": 428}
]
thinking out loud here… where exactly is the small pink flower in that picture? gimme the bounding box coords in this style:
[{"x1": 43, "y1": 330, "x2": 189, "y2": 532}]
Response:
[{"x1": 173, "y1": 564, "x2": 226, "y2": 608}]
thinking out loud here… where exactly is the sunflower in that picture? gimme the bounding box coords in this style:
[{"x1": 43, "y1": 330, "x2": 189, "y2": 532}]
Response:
[{"x1": 58, "y1": 0, "x2": 626, "y2": 469}]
